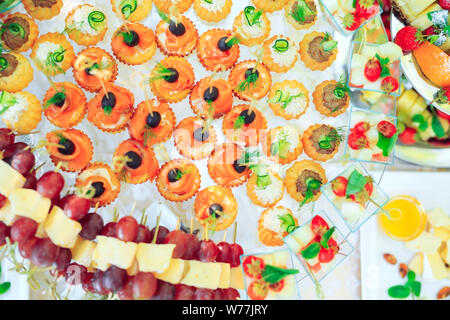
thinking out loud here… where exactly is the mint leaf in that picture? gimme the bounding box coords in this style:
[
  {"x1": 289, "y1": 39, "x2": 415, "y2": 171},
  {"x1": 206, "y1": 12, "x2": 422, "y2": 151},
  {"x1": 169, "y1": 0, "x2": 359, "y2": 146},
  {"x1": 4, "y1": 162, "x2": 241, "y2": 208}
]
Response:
[
  {"x1": 320, "y1": 227, "x2": 336, "y2": 249},
  {"x1": 430, "y1": 107, "x2": 445, "y2": 138},
  {"x1": 388, "y1": 285, "x2": 411, "y2": 299},
  {"x1": 407, "y1": 270, "x2": 416, "y2": 281},
  {"x1": 233, "y1": 115, "x2": 246, "y2": 129},
  {"x1": 261, "y1": 265, "x2": 299, "y2": 284},
  {"x1": 0, "y1": 282, "x2": 10, "y2": 295},
  {"x1": 301, "y1": 242, "x2": 320, "y2": 259},
  {"x1": 412, "y1": 114, "x2": 428, "y2": 132},
  {"x1": 345, "y1": 169, "x2": 367, "y2": 197},
  {"x1": 405, "y1": 280, "x2": 421, "y2": 297},
  {"x1": 377, "y1": 131, "x2": 399, "y2": 157}
]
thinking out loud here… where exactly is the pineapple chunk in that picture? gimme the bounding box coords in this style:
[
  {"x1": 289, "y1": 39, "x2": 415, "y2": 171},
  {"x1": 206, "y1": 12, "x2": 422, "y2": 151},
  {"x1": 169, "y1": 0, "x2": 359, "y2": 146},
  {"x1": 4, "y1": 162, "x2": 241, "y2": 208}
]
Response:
[
  {"x1": 44, "y1": 206, "x2": 82, "y2": 249},
  {"x1": 408, "y1": 253, "x2": 424, "y2": 276},
  {"x1": 92, "y1": 236, "x2": 138, "y2": 270},
  {"x1": 218, "y1": 263, "x2": 231, "y2": 289},
  {"x1": 136, "y1": 243, "x2": 175, "y2": 273},
  {"x1": 230, "y1": 267, "x2": 244, "y2": 290},
  {"x1": 427, "y1": 252, "x2": 447, "y2": 280},
  {"x1": 0, "y1": 200, "x2": 16, "y2": 226},
  {"x1": 155, "y1": 259, "x2": 187, "y2": 284},
  {"x1": 9, "y1": 188, "x2": 51, "y2": 223},
  {"x1": 411, "y1": 4, "x2": 442, "y2": 30},
  {"x1": 71, "y1": 237, "x2": 96, "y2": 268},
  {"x1": 0, "y1": 160, "x2": 26, "y2": 196},
  {"x1": 181, "y1": 260, "x2": 222, "y2": 289}
]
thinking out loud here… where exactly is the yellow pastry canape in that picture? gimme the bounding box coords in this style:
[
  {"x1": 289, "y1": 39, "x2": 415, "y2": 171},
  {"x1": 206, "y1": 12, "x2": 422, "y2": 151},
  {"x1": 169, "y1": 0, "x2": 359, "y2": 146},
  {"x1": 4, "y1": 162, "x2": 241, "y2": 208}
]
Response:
[
  {"x1": 312, "y1": 79, "x2": 350, "y2": 117},
  {"x1": 258, "y1": 206, "x2": 298, "y2": 247},
  {"x1": 233, "y1": 5, "x2": 271, "y2": 47},
  {"x1": 22, "y1": 0, "x2": 63, "y2": 21},
  {"x1": 285, "y1": 0, "x2": 318, "y2": 30},
  {"x1": 302, "y1": 124, "x2": 343, "y2": 162},
  {"x1": 268, "y1": 80, "x2": 309, "y2": 120},
  {"x1": 299, "y1": 31, "x2": 338, "y2": 71},
  {"x1": 0, "y1": 13, "x2": 39, "y2": 52},
  {"x1": 263, "y1": 125, "x2": 303, "y2": 165},
  {"x1": 247, "y1": 170, "x2": 285, "y2": 208},
  {"x1": 111, "y1": 0, "x2": 153, "y2": 22},
  {"x1": 65, "y1": 5, "x2": 108, "y2": 47},
  {"x1": 193, "y1": 0, "x2": 232, "y2": 22},
  {"x1": 262, "y1": 35, "x2": 298, "y2": 73},
  {"x1": 0, "y1": 91, "x2": 42, "y2": 134},
  {"x1": 0, "y1": 52, "x2": 33, "y2": 93}
]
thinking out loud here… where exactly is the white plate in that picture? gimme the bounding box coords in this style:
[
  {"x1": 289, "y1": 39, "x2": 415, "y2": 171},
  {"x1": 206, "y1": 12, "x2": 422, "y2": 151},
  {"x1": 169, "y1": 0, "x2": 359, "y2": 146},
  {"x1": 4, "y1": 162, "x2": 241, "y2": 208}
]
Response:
[{"x1": 360, "y1": 171, "x2": 450, "y2": 300}]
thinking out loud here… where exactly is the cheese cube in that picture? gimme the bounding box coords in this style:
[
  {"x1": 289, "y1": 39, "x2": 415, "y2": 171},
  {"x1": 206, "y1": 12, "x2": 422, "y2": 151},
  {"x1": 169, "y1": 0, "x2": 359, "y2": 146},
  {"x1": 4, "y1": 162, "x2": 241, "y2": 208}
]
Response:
[
  {"x1": 230, "y1": 267, "x2": 244, "y2": 290},
  {"x1": 9, "y1": 188, "x2": 50, "y2": 223},
  {"x1": 408, "y1": 253, "x2": 424, "y2": 276},
  {"x1": 218, "y1": 263, "x2": 231, "y2": 289},
  {"x1": 71, "y1": 237, "x2": 96, "y2": 268},
  {"x1": 0, "y1": 160, "x2": 25, "y2": 196},
  {"x1": 92, "y1": 236, "x2": 137, "y2": 270},
  {"x1": 44, "y1": 206, "x2": 81, "y2": 249},
  {"x1": 155, "y1": 259, "x2": 187, "y2": 284},
  {"x1": 405, "y1": 232, "x2": 442, "y2": 254},
  {"x1": 136, "y1": 243, "x2": 175, "y2": 273},
  {"x1": 434, "y1": 227, "x2": 450, "y2": 242},
  {"x1": 427, "y1": 252, "x2": 447, "y2": 280},
  {"x1": 181, "y1": 260, "x2": 222, "y2": 289},
  {"x1": 0, "y1": 200, "x2": 17, "y2": 226}
]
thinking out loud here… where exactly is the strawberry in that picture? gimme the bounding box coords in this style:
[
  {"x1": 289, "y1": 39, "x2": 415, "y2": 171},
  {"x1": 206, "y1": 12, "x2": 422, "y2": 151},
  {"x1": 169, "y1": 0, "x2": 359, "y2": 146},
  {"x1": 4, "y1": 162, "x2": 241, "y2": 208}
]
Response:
[
  {"x1": 377, "y1": 120, "x2": 397, "y2": 138},
  {"x1": 437, "y1": 109, "x2": 450, "y2": 121},
  {"x1": 247, "y1": 280, "x2": 268, "y2": 300},
  {"x1": 269, "y1": 279, "x2": 285, "y2": 293},
  {"x1": 311, "y1": 216, "x2": 329, "y2": 236},
  {"x1": 423, "y1": 26, "x2": 438, "y2": 36},
  {"x1": 364, "y1": 58, "x2": 382, "y2": 82},
  {"x1": 242, "y1": 256, "x2": 265, "y2": 280},
  {"x1": 318, "y1": 238, "x2": 339, "y2": 263},
  {"x1": 439, "y1": 0, "x2": 450, "y2": 10},
  {"x1": 355, "y1": 0, "x2": 379, "y2": 19},
  {"x1": 398, "y1": 127, "x2": 417, "y2": 145},
  {"x1": 434, "y1": 86, "x2": 450, "y2": 104},
  {"x1": 343, "y1": 12, "x2": 362, "y2": 31},
  {"x1": 353, "y1": 121, "x2": 371, "y2": 133},
  {"x1": 348, "y1": 132, "x2": 369, "y2": 150},
  {"x1": 364, "y1": 178, "x2": 374, "y2": 197},
  {"x1": 381, "y1": 76, "x2": 399, "y2": 93},
  {"x1": 350, "y1": 189, "x2": 370, "y2": 205},
  {"x1": 331, "y1": 176, "x2": 348, "y2": 197},
  {"x1": 394, "y1": 26, "x2": 424, "y2": 52}
]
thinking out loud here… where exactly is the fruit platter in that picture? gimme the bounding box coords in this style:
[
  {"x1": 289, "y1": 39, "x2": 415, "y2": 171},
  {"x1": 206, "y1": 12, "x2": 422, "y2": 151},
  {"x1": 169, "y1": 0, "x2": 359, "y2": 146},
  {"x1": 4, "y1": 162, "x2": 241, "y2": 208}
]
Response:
[{"x1": 0, "y1": 0, "x2": 448, "y2": 302}]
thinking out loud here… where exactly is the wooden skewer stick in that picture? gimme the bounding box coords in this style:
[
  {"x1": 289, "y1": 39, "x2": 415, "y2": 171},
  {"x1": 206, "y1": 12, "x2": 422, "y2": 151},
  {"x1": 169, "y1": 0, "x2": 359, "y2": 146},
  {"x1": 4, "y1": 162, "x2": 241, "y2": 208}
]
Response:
[
  {"x1": 190, "y1": 217, "x2": 194, "y2": 235},
  {"x1": 176, "y1": 217, "x2": 180, "y2": 231},
  {"x1": 233, "y1": 222, "x2": 237, "y2": 244},
  {"x1": 98, "y1": 76, "x2": 110, "y2": 100},
  {"x1": 205, "y1": 221, "x2": 209, "y2": 241},
  {"x1": 94, "y1": 202, "x2": 100, "y2": 214},
  {"x1": 152, "y1": 212, "x2": 162, "y2": 244},
  {"x1": 223, "y1": 230, "x2": 228, "y2": 242}
]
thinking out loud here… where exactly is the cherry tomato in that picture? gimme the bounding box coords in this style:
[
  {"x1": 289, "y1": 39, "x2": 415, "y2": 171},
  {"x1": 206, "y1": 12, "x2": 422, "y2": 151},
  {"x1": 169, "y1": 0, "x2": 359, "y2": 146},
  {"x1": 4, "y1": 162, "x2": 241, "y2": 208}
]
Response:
[{"x1": 242, "y1": 256, "x2": 265, "y2": 280}]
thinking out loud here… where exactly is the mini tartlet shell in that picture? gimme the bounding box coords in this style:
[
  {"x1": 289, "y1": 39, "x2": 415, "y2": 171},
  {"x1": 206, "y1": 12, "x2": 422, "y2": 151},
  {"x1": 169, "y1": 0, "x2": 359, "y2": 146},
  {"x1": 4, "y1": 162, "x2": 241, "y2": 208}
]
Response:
[
  {"x1": 258, "y1": 207, "x2": 298, "y2": 247},
  {"x1": 1, "y1": 13, "x2": 39, "y2": 52},
  {"x1": 262, "y1": 126, "x2": 303, "y2": 165},
  {"x1": 111, "y1": 0, "x2": 153, "y2": 22},
  {"x1": 30, "y1": 33, "x2": 75, "y2": 76},
  {"x1": 262, "y1": 36, "x2": 298, "y2": 73},
  {"x1": 193, "y1": 0, "x2": 232, "y2": 22},
  {"x1": 232, "y1": 8, "x2": 271, "y2": 47},
  {"x1": 112, "y1": 23, "x2": 156, "y2": 65},
  {"x1": 247, "y1": 170, "x2": 285, "y2": 208},
  {"x1": 252, "y1": 0, "x2": 289, "y2": 12},
  {"x1": 268, "y1": 80, "x2": 310, "y2": 120},
  {"x1": 299, "y1": 31, "x2": 338, "y2": 71},
  {"x1": 285, "y1": 0, "x2": 318, "y2": 30},
  {"x1": 22, "y1": 0, "x2": 63, "y2": 20},
  {"x1": 229, "y1": 60, "x2": 272, "y2": 101},
  {"x1": 197, "y1": 29, "x2": 240, "y2": 72},
  {"x1": 284, "y1": 160, "x2": 327, "y2": 203},
  {"x1": 303, "y1": 124, "x2": 341, "y2": 162},
  {"x1": 154, "y1": 0, "x2": 194, "y2": 14},
  {"x1": 312, "y1": 80, "x2": 350, "y2": 117},
  {"x1": 76, "y1": 162, "x2": 121, "y2": 208},
  {"x1": 155, "y1": 16, "x2": 198, "y2": 57},
  {"x1": 190, "y1": 77, "x2": 233, "y2": 119},
  {"x1": 194, "y1": 185, "x2": 238, "y2": 231},
  {"x1": 0, "y1": 91, "x2": 41, "y2": 134},
  {"x1": 65, "y1": 5, "x2": 108, "y2": 47},
  {"x1": 0, "y1": 52, "x2": 33, "y2": 93}
]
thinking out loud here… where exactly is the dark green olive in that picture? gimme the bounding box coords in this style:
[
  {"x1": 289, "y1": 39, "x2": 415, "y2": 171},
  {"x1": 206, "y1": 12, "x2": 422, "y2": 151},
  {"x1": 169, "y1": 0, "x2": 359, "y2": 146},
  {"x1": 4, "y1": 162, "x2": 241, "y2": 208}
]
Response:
[
  {"x1": 101, "y1": 93, "x2": 116, "y2": 110},
  {"x1": 217, "y1": 37, "x2": 232, "y2": 52},
  {"x1": 209, "y1": 203, "x2": 223, "y2": 216},
  {"x1": 233, "y1": 159, "x2": 247, "y2": 174}
]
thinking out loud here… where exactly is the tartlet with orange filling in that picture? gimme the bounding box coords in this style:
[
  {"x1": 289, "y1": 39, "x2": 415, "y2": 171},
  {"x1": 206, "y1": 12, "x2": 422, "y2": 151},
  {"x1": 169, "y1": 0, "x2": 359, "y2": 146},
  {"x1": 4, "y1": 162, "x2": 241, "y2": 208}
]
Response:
[
  {"x1": 43, "y1": 82, "x2": 87, "y2": 129},
  {"x1": 299, "y1": 31, "x2": 338, "y2": 71},
  {"x1": 154, "y1": 0, "x2": 194, "y2": 15},
  {"x1": 189, "y1": 76, "x2": 233, "y2": 119},
  {"x1": 207, "y1": 143, "x2": 251, "y2": 188},
  {"x1": 155, "y1": 15, "x2": 198, "y2": 57},
  {"x1": 22, "y1": 0, "x2": 63, "y2": 20},
  {"x1": 229, "y1": 60, "x2": 272, "y2": 101},
  {"x1": 284, "y1": 160, "x2": 327, "y2": 204},
  {"x1": 222, "y1": 104, "x2": 267, "y2": 147},
  {"x1": 268, "y1": 80, "x2": 310, "y2": 120},
  {"x1": 111, "y1": 0, "x2": 153, "y2": 22},
  {"x1": 111, "y1": 23, "x2": 156, "y2": 65},
  {"x1": 173, "y1": 117, "x2": 218, "y2": 161},
  {"x1": 76, "y1": 162, "x2": 121, "y2": 208},
  {"x1": 0, "y1": 13, "x2": 39, "y2": 52},
  {"x1": 150, "y1": 57, "x2": 195, "y2": 103},
  {"x1": 45, "y1": 129, "x2": 93, "y2": 172},
  {"x1": 247, "y1": 170, "x2": 285, "y2": 208},
  {"x1": 312, "y1": 80, "x2": 350, "y2": 117},
  {"x1": 233, "y1": 5, "x2": 271, "y2": 47},
  {"x1": 194, "y1": 185, "x2": 238, "y2": 232},
  {"x1": 262, "y1": 126, "x2": 303, "y2": 165},
  {"x1": 156, "y1": 159, "x2": 201, "y2": 202},
  {"x1": 193, "y1": 0, "x2": 232, "y2": 22},
  {"x1": 197, "y1": 29, "x2": 240, "y2": 72},
  {"x1": 86, "y1": 83, "x2": 135, "y2": 133},
  {"x1": 129, "y1": 99, "x2": 176, "y2": 147},
  {"x1": 65, "y1": 5, "x2": 108, "y2": 47},
  {"x1": 258, "y1": 206, "x2": 298, "y2": 247},
  {"x1": 113, "y1": 139, "x2": 159, "y2": 184},
  {"x1": 302, "y1": 124, "x2": 342, "y2": 162},
  {"x1": 72, "y1": 47, "x2": 118, "y2": 93}
]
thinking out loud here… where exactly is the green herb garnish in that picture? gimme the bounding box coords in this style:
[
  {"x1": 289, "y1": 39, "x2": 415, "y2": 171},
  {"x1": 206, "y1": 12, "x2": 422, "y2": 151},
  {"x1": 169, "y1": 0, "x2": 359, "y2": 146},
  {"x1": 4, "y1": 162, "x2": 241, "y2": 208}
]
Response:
[
  {"x1": 120, "y1": 0, "x2": 137, "y2": 19},
  {"x1": 320, "y1": 227, "x2": 335, "y2": 249},
  {"x1": 244, "y1": 6, "x2": 263, "y2": 26},
  {"x1": 412, "y1": 114, "x2": 428, "y2": 132},
  {"x1": 236, "y1": 70, "x2": 259, "y2": 92},
  {"x1": 430, "y1": 106, "x2": 445, "y2": 138},
  {"x1": 279, "y1": 214, "x2": 296, "y2": 234},
  {"x1": 0, "y1": 266, "x2": 11, "y2": 295},
  {"x1": 333, "y1": 74, "x2": 350, "y2": 99},
  {"x1": 388, "y1": 270, "x2": 421, "y2": 299},
  {"x1": 345, "y1": 169, "x2": 367, "y2": 197},
  {"x1": 44, "y1": 89, "x2": 66, "y2": 109},
  {"x1": 376, "y1": 131, "x2": 399, "y2": 157},
  {"x1": 290, "y1": 0, "x2": 315, "y2": 23},
  {"x1": 273, "y1": 39, "x2": 289, "y2": 52},
  {"x1": 1, "y1": 22, "x2": 25, "y2": 39},
  {"x1": 300, "y1": 242, "x2": 321, "y2": 259},
  {"x1": 88, "y1": 11, "x2": 105, "y2": 30},
  {"x1": 299, "y1": 177, "x2": 322, "y2": 209},
  {"x1": 149, "y1": 62, "x2": 177, "y2": 83},
  {"x1": 375, "y1": 53, "x2": 391, "y2": 78},
  {"x1": 0, "y1": 91, "x2": 17, "y2": 115},
  {"x1": 270, "y1": 90, "x2": 304, "y2": 110},
  {"x1": 320, "y1": 33, "x2": 338, "y2": 52},
  {"x1": 261, "y1": 265, "x2": 299, "y2": 284}
]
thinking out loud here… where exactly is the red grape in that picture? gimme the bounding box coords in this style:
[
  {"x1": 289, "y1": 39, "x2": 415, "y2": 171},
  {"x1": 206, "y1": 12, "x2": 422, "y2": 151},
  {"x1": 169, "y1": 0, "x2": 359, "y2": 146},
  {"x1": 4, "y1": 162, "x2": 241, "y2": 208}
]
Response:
[
  {"x1": 102, "y1": 266, "x2": 128, "y2": 293},
  {"x1": 36, "y1": 171, "x2": 65, "y2": 199},
  {"x1": 118, "y1": 277, "x2": 134, "y2": 300},
  {"x1": 30, "y1": 238, "x2": 60, "y2": 268},
  {"x1": 10, "y1": 217, "x2": 37, "y2": 242},
  {"x1": 23, "y1": 171, "x2": 37, "y2": 190},
  {"x1": 132, "y1": 272, "x2": 157, "y2": 300},
  {"x1": 101, "y1": 222, "x2": 117, "y2": 237},
  {"x1": 163, "y1": 230, "x2": 188, "y2": 258},
  {"x1": 0, "y1": 194, "x2": 7, "y2": 210},
  {"x1": 213, "y1": 289, "x2": 224, "y2": 300},
  {"x1": 63, "y1": 194, "x2": 90, "y2": 221},
  {"x1": 0, "y1": 221, "x2": 10, "y2": 246},
  {"x1": 79, "y1": 213, "x2": 104, "y2": 240},
  {"x1": 18, "y1": 236, "x2": 37, "y2": 259},
  {"x1": 193, "y1": 288, "x2": 215, "y2": 300},
  {"x1": 55, "y1": 248, "x2": 72, "y2": 271},
  {"x1": 92, "y1": 271, "x2": 110, "y2": 295},
  {"x1": 64, "y1": 263, "x2": 88, "y2": 286},
  {"x1": 182, "y1": 233, "x2": 201, "y2": 260},
  {"x1": 0, "y1": 128, "x2": 14, "y2": 150},
  {"x1": 230, "y1": 243, "x2": 244, "y2": 267},
  {"x1": 134, "y1": 225, "x2": 151, "y2": 243},
  {"x1": 2, "y1": 142, "x2": 27, "y2": 162},
  {"x1": 116, "y1": 216, "x2": 138, "y2": 242},
  {"x1": 216, "y1": 242, "x2": 232, "y2": 264},
  {"x1": 197, "y1": 240, "x2": 218, "y2": 262},
  {"x1": 174, "y1": 284, "x2": 195, "y2": 300},
  {"x1": 222, "y1": 288, "x2": 240, "y2": 300},
  {"x1": 11, "y1": 150, "x2": 35, "y2": 175},
  {"x1": 152, "y1": 280, "x2": 175, "y2": 300},
  {"x1": 81, "y1": 273, "x2": 95, "y2": 292},
  {"x1": 150, "y1": 225, "x2": 169, "y2": 244}
]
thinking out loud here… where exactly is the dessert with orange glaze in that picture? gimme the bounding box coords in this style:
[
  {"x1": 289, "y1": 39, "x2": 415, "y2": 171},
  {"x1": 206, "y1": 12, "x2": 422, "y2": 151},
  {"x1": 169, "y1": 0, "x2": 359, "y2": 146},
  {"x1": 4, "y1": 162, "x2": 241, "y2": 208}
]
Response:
[
  {"x1": 247, "y1": 170, "x2": 285, "y2": 208},
  {"x1": 0, "y1": 13, "x2": 39, "y2": 52},
  {"x1": 197, "y1": 29, "x2": 240, "y2": 72},
  {"x1": 233, "y1": 5, "x2": 271, "y2": 47},
  {"x1": 154, "y1": 0, "x2": 194, "y2": 14},
  {"x1": 43, "y1": 82, "x2": 87, "y2": 129},
  {"x1": 258, "y1": 206, "x2": 298, "y2": 247},
  {"x1": 76, "y1": 162, "x2": 121, "y2": 208},
  {"x1": 150, "y1": 57, "x2": 195, "y2": 103},
  {"x1": 113, "y1": 139, "x2": 159, "y2": 184},
  {"x1": 173, "y1": 116, "x2": 218, "y2": 160},
  {"x1": 413, "y1": 41, "x2": 450, "y2": 88},
  {"x1": 72, "y1": 47, "x2": 118, "y2": 93},
  {"x1": 268, "y1": 80, "x2": 309, "y2": 120},
  {"x1": 65, "y1": 5, "x2": 108, "y2": 47},
  {"x1": 45, "y1": 129, "x2": 93, "y2": 172},
  {"x1": 194, "y1": 185, "x2": 238, "y2": 231},
  {"x1": 207, "y1": 143, "x2": 251, "y2": 188},
  {"x1": 190, "y1": 76, "x2": 233, "y2": 119},
  {"x1": 111, "y1": 23, "x2": 156, "y2": 65},
  {"x1": 299, "y1": 31, "x2": 338, "y2": 71},
  {"x1": 156, "y1": 158, "x2": 201, "y2": 202},
  {"x1": 86, "y1": 83, "x2": 134, "y2": 133},
  {"x1": 22, "y1": 0, "x2": 63, "y2": 20},
  {"x1": 155, "y1": 15, "x2": 198, "y2": 57},
  {"x1": 263, "y1": 126, "x2": 303, "y2": 165},
  {"x1": 313, "y1": 79, "x2": 350, "y2": 117},
  {"x1": 128, "y1": 99, "x2": 176, "y2": 147},
  {"x1": 229, "y1": 60, "x2": 272, "y2": 101},
  {"x1": 222, "y1": 104, "x2": 268, "y2": 147},
  {"x1": 302, "y1": 124, "x2": 342, "y2": 162}
]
